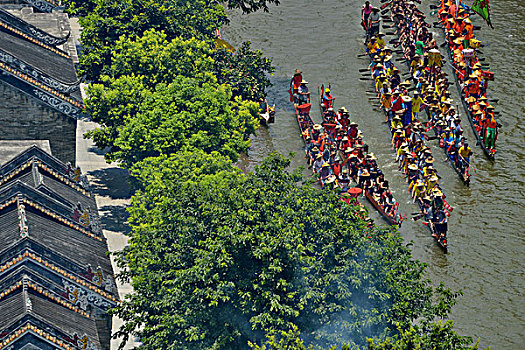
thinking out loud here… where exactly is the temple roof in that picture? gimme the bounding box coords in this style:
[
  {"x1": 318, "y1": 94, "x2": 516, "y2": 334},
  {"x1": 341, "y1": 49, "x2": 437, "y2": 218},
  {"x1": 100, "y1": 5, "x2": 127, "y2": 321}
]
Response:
[
  {"x1": 0, "y1": 287, "x2": 101, "y2": 350},
  {"x1": 0, "y1": 7, "x2": 84, "y2": 118},
  {"x1": 0, "y1": 29, "x2": 76, "y2": 84},
  {"x1": 0, "y1": 145, "x2": 92, "y2": 197},
  {"x1": 0, "y1": 201, "x2": 114, "y2": 291}
]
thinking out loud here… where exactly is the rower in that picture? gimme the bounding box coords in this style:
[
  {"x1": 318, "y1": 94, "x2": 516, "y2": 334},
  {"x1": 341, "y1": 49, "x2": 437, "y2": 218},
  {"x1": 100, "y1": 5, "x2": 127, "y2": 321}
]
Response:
[
  {"x1": 401, "y1": 95, "x2": 413, "y2": 126},
  {"x1": 407, "y1": 163, "x2": 419, "y2": 185},
  {"x1": 384, "y1": 192, "x2": 396, "y2": 214},
  {"x1": 458, "y1": 139, "x2": 472, "y2": 170},
  {"x1": 320, "y1": 162, "x2": 331, "y2": 180},
  {"x1": 290, "y1": 69, "x2": 302, "y2": 102},
  {"x1": 411, "y1": 91, "x2": 425, "y2": 120},
  {"x1": 322, "y1": 88, "x2": 334, "y2": 111},
  {"x1": 313, "y1": 153, "x2": 324, "y2": 173},
  {"x1": 376, "y1": 32, "x2": 386, "y2": 49},
  {"x1": 464, "y1": 74, "x2": 481, "y2": 99},
  {"x1": 432, "y1": 208, "x2": 448, "y2": 239},
  {"x1": 382, "y1": 92, "x2": 393, "y2": 123},
  {"x1": 390, "y1": 68, "x2": 401, "y2": 90},
  {"x1": 367, "y1": 37, "x2": 380, "y2": 57},
  {"x1": 368, "y1": 7, "x2": 381, "y2": 40},
  {"x1": 412, "y1": 180, "x2": 426, "y2": 204},
  {"x1": 297, "y1": 80, "x2": 310, "y2": 105},
  {"x1": 348, "y1": 121, "x2": 359, "y2": 139},
  {"x1": 332, "y1": 157, "x2": 342, "y2": 177},
  {"x1": 362, "y1": 1, "x2": 373, "y2": 31},
  {"x1": 338, "y1": 169, "x2": 351, "y2": 191},
  {"x1": 484, "y1": 106, "x2": 498, "y2": 150}
]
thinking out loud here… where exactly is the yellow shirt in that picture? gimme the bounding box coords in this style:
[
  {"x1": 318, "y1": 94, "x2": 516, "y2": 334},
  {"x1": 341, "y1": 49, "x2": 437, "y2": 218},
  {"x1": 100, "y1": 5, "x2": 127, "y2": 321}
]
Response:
[
  {"x1": 459, "y1": 146, "x2": 471, "y2": 158},
  {"x1": 368, "y1": 41, "x2": 379, "y2": 54},
  {"x1": 391, "y1": 120, "x2": 403, "y2": 130},
  {"x1": 412, "y1": 96, "x2": 424, "y2": 113},
  {"x1": 382, "y1": 95, "x2": 393, "y2": 108}
]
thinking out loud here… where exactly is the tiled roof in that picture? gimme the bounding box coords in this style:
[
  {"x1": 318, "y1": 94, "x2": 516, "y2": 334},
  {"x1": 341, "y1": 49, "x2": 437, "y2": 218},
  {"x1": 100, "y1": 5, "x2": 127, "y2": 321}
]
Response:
[
  {"x1": 0, "y1": 204, "x2": 114, "y2": 292},
  {"x1": 0, "y1": 287, "x2": 101, "y2": 350},
  {"x1": 0, "y1": 8, "x2": 70, "y2": 47}
]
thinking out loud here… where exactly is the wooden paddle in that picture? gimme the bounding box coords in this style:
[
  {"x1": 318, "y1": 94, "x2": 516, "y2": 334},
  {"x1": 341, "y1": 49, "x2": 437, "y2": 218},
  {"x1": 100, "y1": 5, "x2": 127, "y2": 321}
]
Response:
[
  {"x1": 359, "y1": 68, "x2": 370, "y2": 72},
  {"x1": 381, "y1": 8, "x2": 390, "y2": 15},
  {"x1": 360, "y1": 77, "x2": 373, "y2": 81},
  {"x1": 356, "y1": 53, "x2": 369, "y2": 58},
  {"x1": 412, "y1": 213, "x2": 426, "y2": 221}
]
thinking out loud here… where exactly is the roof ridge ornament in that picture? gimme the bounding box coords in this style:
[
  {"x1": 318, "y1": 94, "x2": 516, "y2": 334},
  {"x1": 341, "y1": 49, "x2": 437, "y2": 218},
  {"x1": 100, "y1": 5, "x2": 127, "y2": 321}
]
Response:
[
  {"x1": 23, "y1": 275, "x2": 33, "y2": 313},
  {"x1": 0, "y1": 47, "x2": 81, "y2": 93},
  {"x1": 21, "y1": 0, "x2": 61, "y2": 14},
  {"x1": 17, "y1": 196, "x2": 29, "y2": 238},
  {"x1": 0, "y1": 8, "x2": 70, "y2": 47}
]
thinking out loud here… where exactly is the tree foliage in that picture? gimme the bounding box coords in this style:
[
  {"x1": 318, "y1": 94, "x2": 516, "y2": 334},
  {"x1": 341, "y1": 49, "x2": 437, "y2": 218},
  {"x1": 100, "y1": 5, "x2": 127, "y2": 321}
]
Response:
[
  {"x1": 250, "y1": 321, "x2": 484, "y2": 350},
  {"x1": 72, "y1": 0, "x2": 227, "y2": 81},
  {"x1": 112, "y1": 153, "x2": 463, "y2": 349},
  {"x1": 215, "y1": 42, "x2": 275, "y2": 101},
  {"x1": 109, "y1": 30, "x2": 217, "y2": 88},
  {"x1": 85, "y1": 76, "x2": 259, "y2": 167},
  {"x1": 366, "y1": 321, "x2": 482, "y2": 350}
]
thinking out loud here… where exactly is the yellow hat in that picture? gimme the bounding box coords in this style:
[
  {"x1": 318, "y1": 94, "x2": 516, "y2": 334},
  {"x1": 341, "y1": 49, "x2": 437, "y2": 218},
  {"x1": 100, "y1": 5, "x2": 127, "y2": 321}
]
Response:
[{"x1": 325, "y1": 88, "x2": 330, "y2": 93}]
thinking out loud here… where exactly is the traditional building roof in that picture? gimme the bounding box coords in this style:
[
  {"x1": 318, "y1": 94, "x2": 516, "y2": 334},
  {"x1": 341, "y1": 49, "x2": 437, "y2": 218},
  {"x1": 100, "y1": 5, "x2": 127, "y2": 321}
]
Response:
[
  {"x1": 0, "y1": 7, "x2": 70, "y2": 47},
  {"x1": 0, "y1": 146, "x2": 117, "y2": 349},
  {"x1": 20, "y1": 0, "x2": 61, "y2": 14},
  {"x1": 0, "y1": 7, "x2": 84, "y2": 118},
  {"x1": 0, "y1": 145, "x2": 92, "y2": 197},
  {"x1": 0, "y1": 282, "x2": 102, "y2": 349}
]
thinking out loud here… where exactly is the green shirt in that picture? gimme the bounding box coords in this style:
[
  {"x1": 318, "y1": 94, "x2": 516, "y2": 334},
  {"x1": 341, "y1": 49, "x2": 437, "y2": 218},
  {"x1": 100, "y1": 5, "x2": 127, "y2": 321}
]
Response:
[{"x1": 415, "y1": 41, "x2": 425, "y2": 55}]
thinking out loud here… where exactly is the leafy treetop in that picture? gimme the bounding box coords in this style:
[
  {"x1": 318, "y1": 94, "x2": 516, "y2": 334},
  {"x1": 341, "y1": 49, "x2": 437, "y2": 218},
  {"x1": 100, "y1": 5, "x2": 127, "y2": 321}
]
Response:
[{"x1": 112, "y1": 153, "x2": 464, "y2": 349}]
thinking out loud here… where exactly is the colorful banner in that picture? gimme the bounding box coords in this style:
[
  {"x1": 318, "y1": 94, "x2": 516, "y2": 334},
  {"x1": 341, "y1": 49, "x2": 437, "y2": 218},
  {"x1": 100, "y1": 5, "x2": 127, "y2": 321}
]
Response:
[{"x1": 472, "y1": 0, "x2": 494, "y2": 28}]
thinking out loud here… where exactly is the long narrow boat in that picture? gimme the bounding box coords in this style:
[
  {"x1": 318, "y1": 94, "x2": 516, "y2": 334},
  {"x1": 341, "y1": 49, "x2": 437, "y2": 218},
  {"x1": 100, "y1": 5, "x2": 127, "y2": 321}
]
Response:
[
  {"x1": 423, "y1": 110, "x2": 470, "y2": 186},
  {"x1": 385, "y1": 9, "x2": 472, "y2": 186},
  {"x1": 290, "y1": 79, "x2": 372, "y2": 225},
  {"x1": 318, "y1": 84, "x2": 404, "y2": 226},
  {"x1": 435, "y1": 3, "x2": 498, "y2": 161},
  {"x1": 441, "y1": 39, "x2": 496, "y2": 161},
  {"x1": 363, "y1": 58, "x2": 448, "y2": 252}
]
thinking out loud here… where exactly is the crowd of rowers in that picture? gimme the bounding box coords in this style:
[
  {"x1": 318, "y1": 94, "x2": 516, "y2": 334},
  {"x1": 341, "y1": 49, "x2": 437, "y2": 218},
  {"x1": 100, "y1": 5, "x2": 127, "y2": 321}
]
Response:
[
  {"x1": 290, "y1": 72, "x2": 401, "y2": 220},
  {"x1": 437, "y1": 1, "x2": 500, "y2": 153},
  {"x1": 362, "y1": 1, "x2": 460, "y2": 234}
]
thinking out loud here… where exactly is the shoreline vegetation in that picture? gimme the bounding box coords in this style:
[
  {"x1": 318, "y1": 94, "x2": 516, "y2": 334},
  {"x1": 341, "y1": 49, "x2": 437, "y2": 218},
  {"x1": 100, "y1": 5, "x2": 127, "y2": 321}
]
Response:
[{"x1": 63, "y1": 0, "x2": 486, "y2": 348}]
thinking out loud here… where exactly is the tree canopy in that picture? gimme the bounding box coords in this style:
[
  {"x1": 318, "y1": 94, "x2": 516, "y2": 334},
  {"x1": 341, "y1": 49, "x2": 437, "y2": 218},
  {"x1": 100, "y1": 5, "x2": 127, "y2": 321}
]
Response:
[
  {"x1": 112, "y1": 153, "x2": 473, "y2": 349},
  {"x1": 85, "y1": 76, "x2": 259, "y2": 167}
]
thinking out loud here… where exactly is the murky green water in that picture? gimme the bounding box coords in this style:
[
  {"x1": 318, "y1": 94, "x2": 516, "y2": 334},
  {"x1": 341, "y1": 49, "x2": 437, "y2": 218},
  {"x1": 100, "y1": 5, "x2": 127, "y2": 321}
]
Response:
[{"x1": 226, "y1": 0, "x2": 525, "y2": 348}]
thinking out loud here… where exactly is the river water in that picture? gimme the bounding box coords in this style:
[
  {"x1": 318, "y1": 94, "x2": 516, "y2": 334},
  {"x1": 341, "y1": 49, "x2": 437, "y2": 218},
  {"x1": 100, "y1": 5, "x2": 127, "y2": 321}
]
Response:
[{"x1": 225, "y1": 0, "x2": 525, "y2": 348}]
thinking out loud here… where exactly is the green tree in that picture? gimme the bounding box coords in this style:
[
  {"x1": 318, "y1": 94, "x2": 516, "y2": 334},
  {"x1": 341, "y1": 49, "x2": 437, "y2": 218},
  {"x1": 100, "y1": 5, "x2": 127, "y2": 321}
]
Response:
[
  {"x1": 109, "y1": 30, "x2": 216, "y2": 88},
  {"x1": 367, "y1": 321, "x2": 483, "y2": 350},
  {"x1": 112, "y1": 153, "x2": 461, "y2": 349},
  {"x1": 86, "y1": 75, "x2": 259, "y2": 167},
  {"x1": 75, "y1": 0, "x2": 227, "y2": 81},
  {"x1": 215, "y1": 42, "x2": 275, "y2": 101}
]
